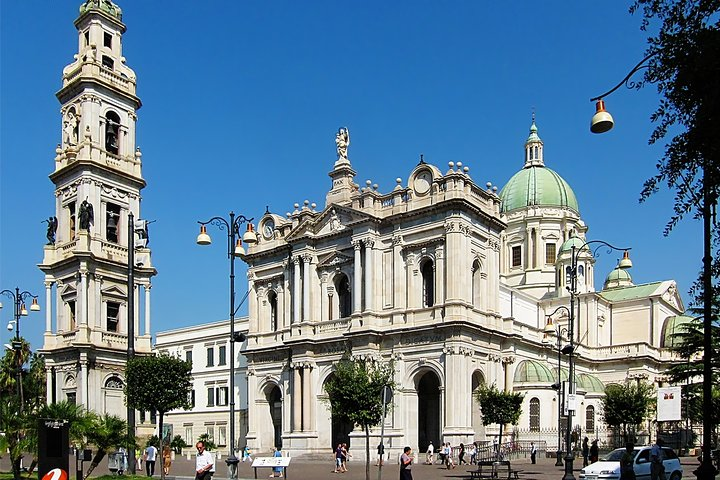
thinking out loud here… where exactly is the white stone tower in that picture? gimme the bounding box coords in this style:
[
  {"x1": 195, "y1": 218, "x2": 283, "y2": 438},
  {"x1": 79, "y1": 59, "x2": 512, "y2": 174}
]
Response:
[{"x1": 38, "y1": 0, "x2": 156, "y2": 422}]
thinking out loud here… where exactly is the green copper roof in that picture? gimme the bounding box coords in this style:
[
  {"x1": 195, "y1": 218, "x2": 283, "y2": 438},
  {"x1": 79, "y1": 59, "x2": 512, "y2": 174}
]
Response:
[
  {"x1": 603, "y1": 266, "x2": 633, "y2": 289},
  {"x1": 599, "y1": 282, "x2": 663, "y2": 302},
  {"x1": 578, "y1": 373, "x2": 605, "y2": 393},
  {"x1": 79, "y1": 0, "x2": 123, "y2": 21},
  {"x1": 526, "y1": 121, "x2": 541, "y2": 144},
  {"x1": 661, "y1": 315, "x2": 695, "y2": 348},
  {"x1": 559, "y1": 236, "x2": 588, "y2": 254},
  {"x1": 514, "y1": 360, "x2": 555, "y2": 383},
  {"x1": 499, "y1": 166, "x2": 579, "y2": 214}
]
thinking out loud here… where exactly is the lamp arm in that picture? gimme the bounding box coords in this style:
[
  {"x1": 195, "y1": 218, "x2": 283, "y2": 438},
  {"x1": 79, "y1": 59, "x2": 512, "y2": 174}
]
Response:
[
  {"x1": 198, "y1": 216, "x2": 231, "y2": 231},
  {"x1": 589, "y1": 50, "x2": 657, "y2": 102}
]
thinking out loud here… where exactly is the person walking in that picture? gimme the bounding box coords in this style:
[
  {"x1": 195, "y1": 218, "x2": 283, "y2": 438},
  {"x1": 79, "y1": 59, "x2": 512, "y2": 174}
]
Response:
[
  {"x1": 530, "y1": 442, "x2": 537, "y2": 464},
  {"x1": 376, "y1": 442, "x2": 385, "y2": 466},
  {"x1": 582, "y1": 437, "x2": 590, "y2": 467},
  {"x1": 589, "y1": 439, "x2": 599, "y2": 464},
  {"x1": 399, "y1": 446, "x2": 413, "y2": 480},
  {"x1": 425, "y1": 442, "x2": 434, "y2": 465},
  {"x1": 194, "y1": 441, "x2": 214, "y2": 480},
  {"x1": 269, "y1": 446, "x2": 283, "y2": 478},
  {"x1": 620, "y1": 443, "x2": 636, "y2": 480},
  {"x1": 458, "y1": 443, "x2": 468, "y2": 465},
  {"x1": 144, "y1": 444, "x2": 158, "y2": 477},
  {"x1": 650, "y1": 440, "x2": 664, "y2": 480},
  {"x1": 162, "y1": 445, "x2": 172, "y2": 476},
  {"x1": 242, "y1": 446, "x2": 253, "y2": 463}
]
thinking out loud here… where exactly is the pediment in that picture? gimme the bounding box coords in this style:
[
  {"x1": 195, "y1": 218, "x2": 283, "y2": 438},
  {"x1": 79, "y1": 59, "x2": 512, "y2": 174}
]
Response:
[
  {"x1": 316, "y1": 251, "x2": 354, "y2": 269},
  {"x1": 59, "y1": 283, "x2": 77, "y2": 298},
  {"x1": 286, "y1": 205, "x2": 370, "y2": 241},
  {"x1": 101, "y1": 285, "x2": 127, "y2": 299},
  {"x1": 660, "y1": 281, "x2": 684, "y2": 312}
]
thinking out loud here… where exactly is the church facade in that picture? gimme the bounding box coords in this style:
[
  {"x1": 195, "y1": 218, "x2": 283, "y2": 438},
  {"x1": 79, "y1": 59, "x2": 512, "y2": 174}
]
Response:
[{"x1": 38, "y1": 0, "x2": 156, "y2": 432}]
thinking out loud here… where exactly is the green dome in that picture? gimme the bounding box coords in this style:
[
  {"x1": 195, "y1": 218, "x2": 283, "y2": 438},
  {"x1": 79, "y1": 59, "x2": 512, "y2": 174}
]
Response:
[
  {"x1": 514, "y1": 360, "x2": 555, "y2": 383},
  {"x1": 578, "y1": 373, "x2": 605, "y2": 393},
  {"x1": 79, "y1": 0, "x2": 123, "y2": 21},
  {"x1": 499, "y1": 165, "x2": 579, "y2": 214},
  {"x1": 559, "y1": 236, "x2": 587, "y2": 254},
  {"x1": 661, "y1": 315, "x2": 694, "y2": 348},
  {"x1": 603, "y1": 266, "x2": 633, "y2": 289}
]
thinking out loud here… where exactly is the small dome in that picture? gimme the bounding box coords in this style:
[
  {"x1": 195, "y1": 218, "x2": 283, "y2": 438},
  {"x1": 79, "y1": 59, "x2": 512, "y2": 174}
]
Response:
[
  {"x1": 559, "y1": 235, "x2": 587, "y2": 254},
  {"x1": 514, "y1": 360, "x2": 555, "y2": 383},
  {"x1": 604, "y1": 266, "x2": 634, "y2": 289},
  {"x1": 499, "y1": 166, "x2": 579, "y2": 214},
  {"x1": 578, "y1": 373, "x2": 605, "y2": 393},
  {"x1": 661, "y1": 315, "x2": 695, "y2": 348}
]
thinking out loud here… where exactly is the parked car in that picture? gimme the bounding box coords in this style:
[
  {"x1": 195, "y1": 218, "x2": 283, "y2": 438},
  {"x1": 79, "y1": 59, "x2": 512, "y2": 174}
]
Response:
[{"x1": 579, "y1": 445, "x2": 683, "y2": 480}]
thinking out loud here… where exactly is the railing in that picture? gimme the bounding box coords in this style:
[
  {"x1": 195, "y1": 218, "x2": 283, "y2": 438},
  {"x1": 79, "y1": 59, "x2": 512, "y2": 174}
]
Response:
[
  {"x1": 102, "y1": 331, "x2": 128, "y2": 345},
  {"x1": 316, "y1": 318, "x2": 350, "y2": 333}
]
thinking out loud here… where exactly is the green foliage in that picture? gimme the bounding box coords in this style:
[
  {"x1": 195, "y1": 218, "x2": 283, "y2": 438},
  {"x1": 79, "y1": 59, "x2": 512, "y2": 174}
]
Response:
[
  {"x1": 601, "y1": 381, "x2": 654, "y2": 443},
  {"x1": 665, "y1": 311, "x2": 720, "y2": 384},
  {"x1": 83, "y1": 414, "x2": 130, "y2": 480},
  {"x1": 630, "y1": 0, "x2": 720, "y2": 308},
  {"x1": 170, "y1": 435, "x2": 188, "y2": 453},
  {"x1": 146, "y1": 435, "x2": 160, "y2": 448},
  {"x1": 125, "y1": 354, "x2": 193, "y2": 415},
  {"x1": 474, "y1": 383, "x2": 524, "y2": 427},
  {"x1": 197, "y1": 433, "x2": 216, "y2": 451},
  {"x1": 324, "y1": 355, "x2": 395, "y2": 480}
]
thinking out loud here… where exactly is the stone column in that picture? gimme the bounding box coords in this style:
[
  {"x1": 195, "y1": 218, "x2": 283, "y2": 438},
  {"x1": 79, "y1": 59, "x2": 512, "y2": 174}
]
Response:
[
  {"x1": 320, "y1": 274, "x2": 328, "y2": 322},
  {"x1": 45, "y1": 281, "x2": 53, "y2": 332},
  {"x1": 393, "y1": 235, "x2": 404, "y2": 309},
  {"x1": 444, "y1": 220, "x2": 463, "y2": 302},
  {"x1": 352, "y1": 240, "x2": 362, "y2": 313},
  {"x1": 435, "y1": 245, "x2": 445, "y2": 306},
  {"x1": 293, "y1": 257, "x2": 301, "y2": 324},
  {"x1": 144, "y1": 284, "x2": 151, "y2": 336},
  {"x1": 80, "y1": 353, "x2": 89, "y2": 407},
  {"x1": 302, "y1": 365, "x2": 311, "y2": 431},
  {"x1": 293, "y1": 366, "x2": 302, "y2": 431},
  {"x1": 364, "y1": 240, "x2": 374, "y2": 311},
  {"x1": 302, "y1": 255, "x2": 311, "y2": 322}
]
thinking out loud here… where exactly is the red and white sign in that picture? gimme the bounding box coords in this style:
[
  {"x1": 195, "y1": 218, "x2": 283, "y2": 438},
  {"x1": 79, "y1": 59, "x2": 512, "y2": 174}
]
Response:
[{"x1": 41, "y1": 468, "x2": 68, "y2": 480}]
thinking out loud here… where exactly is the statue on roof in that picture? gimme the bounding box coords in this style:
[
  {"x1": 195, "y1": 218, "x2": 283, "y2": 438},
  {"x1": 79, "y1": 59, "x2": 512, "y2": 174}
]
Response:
[{"x1": 335, "y1": 127, "x2": 350, "y2": 160}]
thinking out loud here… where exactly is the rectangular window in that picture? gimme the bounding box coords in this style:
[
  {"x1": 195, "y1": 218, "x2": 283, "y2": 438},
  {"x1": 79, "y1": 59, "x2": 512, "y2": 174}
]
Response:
[
  {"x1": 150, "y1": 411, "x2": 157, "y2": 424},
  {"x1": 217, "y1": 425, "x2": 227, "y2": 447},
  {"x1": 545, "y1": 243, "x2": 557, "y2": 265},
  {"x1": 217, "y1": 386, "x2": 228, "y2": 406},
  {"x1": 101, "y1": 55, "x2": 114, "y2": 70},
  {"x1": 68, "y1": 203, "x2": 76, "y2": 239},
  {"x1": 68, "y1": 300, "x2": 76, "y2": 330},
  {"x1": 206, "y1": 347, "x2": 214, "y2": 367},
  {"x1": 66, "y1": 392, "x2": 76, "y2": 405},
  {"x1": 184, "y1": 425, "x2": 193, "y2": 445},
  {"x1": 207, "y1": 387, "x2": 215, "y2": 407},
  {"x1": 189, "y1": 389, "x2": 195, "y2": 408},
  {"x1": 512, "y1": 246, "x2": 522, "y2": 267},
  {"x1": 106, "y1": 203, "x2": 121, "y2": 243},
  {"x1": 103, "y1": 32, "x2": 112, "y2": 48},
  {"x1": 218, "y1": 345, "x2": 226, "y2": 366},
  {"x1": 185, "y1": 350, "x2": 193, "y2": 365},
  {"x1": 106, "y1": 302, "x2": 120, "y2": 332}
]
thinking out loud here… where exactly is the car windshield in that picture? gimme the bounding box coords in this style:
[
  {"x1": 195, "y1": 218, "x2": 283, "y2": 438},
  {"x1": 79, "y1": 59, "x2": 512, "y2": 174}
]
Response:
[{"x1": 602, "y1": 449, "x2": 637, "y2": 462}]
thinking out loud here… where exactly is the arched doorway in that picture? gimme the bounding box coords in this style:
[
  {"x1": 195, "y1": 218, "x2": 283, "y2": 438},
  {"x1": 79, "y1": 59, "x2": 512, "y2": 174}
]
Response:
[
  {"x1": 471, "y1": 371, "x2": 486, "y2": 440},
  {"x1": 325, "y1": 374, "x2": 353, "y2": 450},
  {"x1": 267, "y1": 386, "x2": 283, "y2": 449},
  {"x1": 417, "y1": 371, "x2": 441, "y2": 452}
]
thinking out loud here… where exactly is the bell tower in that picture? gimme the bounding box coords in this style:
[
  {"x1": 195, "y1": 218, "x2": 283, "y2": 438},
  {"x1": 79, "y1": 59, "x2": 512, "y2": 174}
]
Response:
[{"x1": 38, "y1": 0, "x2": 156, "y2": 423}]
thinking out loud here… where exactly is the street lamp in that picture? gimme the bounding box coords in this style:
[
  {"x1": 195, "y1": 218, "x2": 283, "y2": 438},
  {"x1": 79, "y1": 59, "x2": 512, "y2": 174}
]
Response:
[
  {"x1": 590, "y1": 54, "x2": 716, "y2": 480},
  {"x1": 562, "y1": 239, "x2": 631, "y2": 480},
  {"x1": 544, "y1": 306, "x2": 571, "y2": 467},
  {"x1": 196, "y1": 212, "x2": 256, "y2": 480},
  {"x1": 1, "y1": 287, "x2": 41, "y2": 409}
]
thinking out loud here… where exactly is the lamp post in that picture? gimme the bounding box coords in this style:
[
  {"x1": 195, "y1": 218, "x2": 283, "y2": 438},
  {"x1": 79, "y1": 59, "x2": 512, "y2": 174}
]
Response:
[
  {"x1": 562, "y1": 240, "x2": 632, "y2": 480},
  {"x1": 1, "y1": 287, "x2": 41, "y2": 410},
  {"x1": 590, "y1": 56, "x2": 716, "y2": 479},
  {"x1": 544, "y1": 306, "x2": 571, "y2": 467},
  {"x1": 196, "y1": 212, "x2": 256, "y2": 480}
]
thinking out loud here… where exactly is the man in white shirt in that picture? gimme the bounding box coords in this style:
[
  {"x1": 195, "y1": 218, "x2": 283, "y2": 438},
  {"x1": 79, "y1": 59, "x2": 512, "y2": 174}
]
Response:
[
  {"x1": 426, "y1": 442, "x2": 434, "y2": 465},
  {"x1": 144, "y1": 444, "x2": 157, "y2": 477},
  {"x1": 195, "y1": 441, "x2": 214, "y2": 480}
]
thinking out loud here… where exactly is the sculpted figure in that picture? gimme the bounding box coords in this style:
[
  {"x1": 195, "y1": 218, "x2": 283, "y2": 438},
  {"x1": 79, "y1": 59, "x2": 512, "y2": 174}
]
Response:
[
  {"x1": 78, "y1": 199, "x2": 94, "y2": 231},
  {"x1": 44, "y1": 216, "x2": 58, "y2": 244},
  {"x1": 335, "y1": 127, "x2": 350, "y2": 160},
  {"x1": 64, "y1": 111, "x2": 79, "y2": 145}
]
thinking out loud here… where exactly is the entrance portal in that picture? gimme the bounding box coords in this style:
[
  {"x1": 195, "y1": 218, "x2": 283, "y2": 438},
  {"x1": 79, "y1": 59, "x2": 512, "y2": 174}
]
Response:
[
  {"x1": 417, "y1": 371, "x2": 441, "y2": 453},
  {"x1": 267, "y1": 386, "x2": 282, "y2": 449}
]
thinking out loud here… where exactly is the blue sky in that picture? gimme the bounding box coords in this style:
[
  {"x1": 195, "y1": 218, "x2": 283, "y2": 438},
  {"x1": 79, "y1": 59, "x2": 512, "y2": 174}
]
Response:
[{"x1": 0, "y1": 1, "x2": 702, "y2": 350}]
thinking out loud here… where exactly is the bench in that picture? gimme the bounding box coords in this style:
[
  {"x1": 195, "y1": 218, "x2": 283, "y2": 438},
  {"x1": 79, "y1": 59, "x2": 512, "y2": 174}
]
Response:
[
  {"x1": 468, "y1": 460, "x2": 513, "y2": 480},
  {"x1": 251, "y1": 457, "x2": 291, "y2": 479}
]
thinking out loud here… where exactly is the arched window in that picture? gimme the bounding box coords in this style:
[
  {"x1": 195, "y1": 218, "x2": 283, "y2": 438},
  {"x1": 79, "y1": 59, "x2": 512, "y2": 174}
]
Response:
[
  {"x1": 421, "y1": 259, "x2": 434, "y2": 307},
  {"x1": 268, "y1": 291, "x2": 278, "y2": 331},
  {"x1": 336, "y1": 274, "x2": 351, "y2": 318},
  {"x1": 105, "y1": 111, "x2": 120, "y2": 154},
  {"x1": 585, "y1": 405, "x2": 595, "y2": 432},
  {"x1": 105, "y1": 376, "x2": 123, "y2": 389},
  {"x1": 472, "y1": 259, "x2": 482, "y2": 307},
  {"x1": 565, "y1": 266, "x2": 572, "y2": 285},
  {"x1": 529, "y1": 397, "x2": 540, "y2": 431}
]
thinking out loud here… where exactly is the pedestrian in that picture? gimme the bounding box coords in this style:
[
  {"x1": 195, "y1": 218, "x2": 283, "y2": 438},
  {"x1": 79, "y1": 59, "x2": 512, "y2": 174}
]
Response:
[
  {"x1": 242, "y1": 446, "x2": 253, "y2": 463},
  {"x1": 376, "y1": 442, "x2": 385, "y2": 467},
  {"x1": 530, "y1": 442, "x2": 537, "y2": 464},
  {"x1": 334, "y1": 443, "x2": 345, "y2": 473},
  {"x1": 620, "y1": 443, "x2": 636, "y2": 480},
  {"x1": 582, "y1": 437, "x2": 590, "y2": 467},
  {"x1": 162, "y1": 445, "x2": 172, "y2": 476},
  {"x1": 342, "y1": 443, "x2": 351, "y2": 472},
  {"x1": 589, "y1": 439, "x2": 599, "y2": 464},
  {"x1": 144, "y1": 444, "x2": 158, "y2": 477},
  {"x1": 426, "y1": 441, "x2": 434, "y2": 465},
  {"x1": 459, "y1": 443, "x2": 468, "y2": 465},
  {"x1": 399, "y1": 446, "x2": 413, "y2": 480},
  {"x1": 650, "y1": 439, "x2": 664, "y2": 480},
  {"x1": 194, "y1": 441, "x2": 214, "y2": 480},
  {"x1": 444, "y1": 443, "x2": 455, "y2": 469},
  {"x1": 269, "y1": 446, "x2": 283, "y2": 478}
]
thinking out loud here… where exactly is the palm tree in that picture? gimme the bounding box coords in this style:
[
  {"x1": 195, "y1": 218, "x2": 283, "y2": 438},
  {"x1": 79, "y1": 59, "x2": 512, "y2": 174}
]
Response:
[{"x1": 84, "y1": 414, "x2": 129, "y2": 479}]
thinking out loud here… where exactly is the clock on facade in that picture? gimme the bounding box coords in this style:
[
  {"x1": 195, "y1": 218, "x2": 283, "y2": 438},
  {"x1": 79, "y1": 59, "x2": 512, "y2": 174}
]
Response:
[
  {"x1": 413, "y1": 169, "x2": 433, "y2": 195},
  {"x1": 262, "y1": 218, "x2": 275, "y2": 239}
]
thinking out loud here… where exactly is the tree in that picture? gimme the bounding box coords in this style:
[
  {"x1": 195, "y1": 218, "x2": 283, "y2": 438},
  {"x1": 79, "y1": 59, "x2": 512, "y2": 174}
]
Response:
[
  {"x1": 125, "y1": 354, "x2": 192, "y2": 479},
  {"x1": 0, "y1": 340, "x2": 47, "y2": 480},
  {"x1": 170, "y1": 434, "x2": 188, "y2": 454},
  {"x1": 83, "y1": 414, "x2": 129, "y2": 479},
  {"x1": 473, "y1": 384, "x2": 524, "y2": 459},
  {"x1": 324, "y1": 355, "x2": 395, "y2": 480},
  {"x1": 601, "y1": 381, "x2": 654, "y2": 446}
]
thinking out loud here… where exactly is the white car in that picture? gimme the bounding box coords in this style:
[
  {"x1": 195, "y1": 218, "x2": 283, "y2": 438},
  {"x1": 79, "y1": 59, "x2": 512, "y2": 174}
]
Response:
[{"x1": 579, "y1": 445, "x2": 683, "y2": 480}]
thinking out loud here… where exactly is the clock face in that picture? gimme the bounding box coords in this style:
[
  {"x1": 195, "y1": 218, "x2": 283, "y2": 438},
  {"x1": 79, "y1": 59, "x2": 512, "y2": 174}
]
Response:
[
  {"x1": 414, "y1": 170, "x2": 432, "y2": 194},
  {"x1": 263, "y1": 219, "x2": 275, "y2": 239}
]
